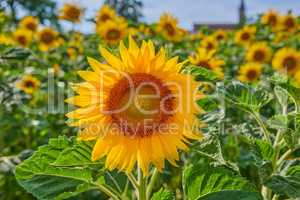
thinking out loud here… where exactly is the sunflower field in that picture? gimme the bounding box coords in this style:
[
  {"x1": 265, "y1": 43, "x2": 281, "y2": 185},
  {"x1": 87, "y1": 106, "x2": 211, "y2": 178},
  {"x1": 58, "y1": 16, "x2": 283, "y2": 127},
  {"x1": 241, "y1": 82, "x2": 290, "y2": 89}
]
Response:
[{"x1": 1, "y1": 1, "x2": 300, "y2": 200}]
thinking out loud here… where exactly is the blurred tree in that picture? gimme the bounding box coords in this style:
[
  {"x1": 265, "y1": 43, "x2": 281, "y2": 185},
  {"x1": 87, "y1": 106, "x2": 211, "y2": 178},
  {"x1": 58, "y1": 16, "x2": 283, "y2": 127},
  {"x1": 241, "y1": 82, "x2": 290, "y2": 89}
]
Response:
[
  {"x1": 0, "y1": 0, "x2": 60, "y2": 30},
  {"x1": 105, "y1": 0, "x2": 143, "y2": 22}
]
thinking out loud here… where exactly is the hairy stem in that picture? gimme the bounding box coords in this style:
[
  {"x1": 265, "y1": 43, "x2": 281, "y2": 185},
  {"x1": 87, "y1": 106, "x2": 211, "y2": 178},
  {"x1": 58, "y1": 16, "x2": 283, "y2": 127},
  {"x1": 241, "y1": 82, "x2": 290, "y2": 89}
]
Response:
[
  {"x1": 251, "y1": 112, "x2": 271, "y2": 143},
  {"x1": 138, "y1": 168, "x2": 147, "y2": 200},
  {"x1": 146, "y1": 168, "x2": 159, "y2": 200}
]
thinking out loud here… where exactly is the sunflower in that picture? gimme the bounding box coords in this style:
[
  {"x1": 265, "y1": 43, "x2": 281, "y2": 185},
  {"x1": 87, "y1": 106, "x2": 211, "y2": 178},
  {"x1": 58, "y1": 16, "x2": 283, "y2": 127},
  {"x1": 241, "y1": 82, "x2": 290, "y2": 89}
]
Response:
[
  {"x1": 157, "y1": 13, "x2": 184, "y2": 42},
  {"x1": 234, "y1": 26, "x2": 256, "y2": 46},
  {"x1": 261, "y1": 10, "x2": 279, "y2": 30},
  {"x1": 65, "y1": 37, "x2": 202, "y2": 175},
  {"x1": 139, "y1": 24, "x2": 155, "y2": 36},
  {"x1": 189, "y1": 48, "x2": 224, "y2": 78},
  {"x1": 96, "y1": 17, "x2": 128, "y2": 45},
  {"x1": 0, "y1": 34, "x2": 14, "y2": 45},
  {"x1": 213, "y1": 29, "x2": 227, "y2": 41},
  {"x1": 245, "y1": 42, "x2": 272, "y2": 64},
  {"x1": 96, "y1": 4, "x2": 116, "y2": 24},
  {"x1": 273, "y1": 31, "x2": 291, "y2": 44},
  {"x1": 238, "y1": 63, "x2": 262, "y2": 83},
  {"x1": 13, "y1": 28, "x2": 32, "y2": 47},
  {"x1": 19, "y1": 16, "x2": 39, "y2": 32},
  {"x1": 272, "y1": 48, "x2": 300, "y2": 75},
  {"x1": 189, "y1": 31, "x2": 205, "y2": 41},
  {"x1": 37, "y1": 27, "x2": 59, "y2": 51},
  {"x1": 280, "y1": 14, "x2": 298, "y2": 32},
  {"x1": 200, "y1": 36, "x2": 218, "y2": 51},
  {"x1": 16, "y1": 75, "x2": 40, "y2": 94},
  {"x1": 59, "y1": 3, "x2": 83, "y2": 23}
]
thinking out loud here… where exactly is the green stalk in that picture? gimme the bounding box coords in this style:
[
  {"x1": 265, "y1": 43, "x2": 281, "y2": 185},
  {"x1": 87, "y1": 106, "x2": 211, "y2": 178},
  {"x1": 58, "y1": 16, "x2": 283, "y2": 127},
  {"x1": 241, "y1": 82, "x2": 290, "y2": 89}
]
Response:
[
  {"x1": 96, "y1": 184, "x2": 121, "y2": 200},
  {"x1": 146, "y1": 168, "x2": 159, "y2": 200},
  {"x1": 128, "y1": 172, "x2": 139, "y2": 190},
  {"x1": 138, "y1": 168, "x2": 147, "y2": 200},
  {"x1": 251, "y1": 112, "x2": 271, "y2": 143}
]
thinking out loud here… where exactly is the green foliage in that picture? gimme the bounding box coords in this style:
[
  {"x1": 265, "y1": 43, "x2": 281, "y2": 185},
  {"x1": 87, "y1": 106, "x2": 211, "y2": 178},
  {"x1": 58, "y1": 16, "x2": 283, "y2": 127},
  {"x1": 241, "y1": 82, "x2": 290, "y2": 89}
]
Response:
[
  {"x1": 183, "y1": 65, "x2": 219, "y2": 82},
  {"x1": 151, "y1": 188, "x2": 174, "y2": 200},
  {"x1": 183, "y1": 163, "x2": 262, "y2": 200},
  {"x1": 15, "y1": 136, "x2": 124, "y2": 200},
  {"x1": 219, "y1": 81, "x2": 272, "y2": 113}
]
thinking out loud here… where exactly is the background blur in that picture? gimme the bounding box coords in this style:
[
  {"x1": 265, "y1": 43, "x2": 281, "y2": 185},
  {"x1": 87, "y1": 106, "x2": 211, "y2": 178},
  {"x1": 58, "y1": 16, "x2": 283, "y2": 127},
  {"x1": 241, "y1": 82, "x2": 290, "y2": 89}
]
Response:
[{"x1": 1, "y1": 0, "x2": 300, "y2": 33}]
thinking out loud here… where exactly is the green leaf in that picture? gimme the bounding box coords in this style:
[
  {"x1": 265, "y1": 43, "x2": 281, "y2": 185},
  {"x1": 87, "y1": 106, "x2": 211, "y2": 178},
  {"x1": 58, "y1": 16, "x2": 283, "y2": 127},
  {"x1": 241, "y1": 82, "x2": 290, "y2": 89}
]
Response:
[
  {"x1": 183, "y1": 65, "x2": 219, "y2": 82},
  {"x1": 53, "y1": 139, "x2": 96, "y2": 166},
  {"x1": 151, "y1": 188, "x2": 174, "y2": 200},
  {"x1": 196, "y1": 96, "x2": 219, "y2": 112},
  {"x1": 197, "y1": 190, "x2": 262, "y2": 200},
  {"x1": 254, "y1": 140, "x2": 275, "y2": 161},
  {"x1": 183, "y1": 163, "x2": 262, "y2": 200},
  {"x1": 15, "y1": 136, "x2": 105, "y2": 200},
  {"x1": 264, "y1": 175, "x2": 300, "y2": 198},
  {"x1": 220, "y1": 81, "x2": 272, "y2": 112},
  {"x1": 274, "y1": 86, "x2": 289, "y2": 107},
  {"x1": 283, "y1": 129, "x2": 297, "y2": 149},
  {"x1": 1, "y1": 47, "x2": 31, "y2": 59},
  {"x1": 267, "y1": 115, "x2": 288, "y2": 130}
]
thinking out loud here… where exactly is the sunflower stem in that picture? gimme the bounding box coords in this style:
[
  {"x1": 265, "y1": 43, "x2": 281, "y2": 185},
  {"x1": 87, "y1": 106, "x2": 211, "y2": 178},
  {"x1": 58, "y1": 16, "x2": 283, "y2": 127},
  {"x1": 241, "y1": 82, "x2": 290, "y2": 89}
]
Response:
[
  {"x1": 95, "y1": 183, "x2": 121, "y2": 200},
  {"x1": 138, "y1": 168, "x2": 147, "y2": 200},
  {"x1": 128, "y1": 172, "x2": 139, "y2": 190},
  {"x1": 146, "y1": 168, "x2": 159, "y2": 200},
  {"x1": 251, "y1": 111, "x2": 271, "y2": 144}
]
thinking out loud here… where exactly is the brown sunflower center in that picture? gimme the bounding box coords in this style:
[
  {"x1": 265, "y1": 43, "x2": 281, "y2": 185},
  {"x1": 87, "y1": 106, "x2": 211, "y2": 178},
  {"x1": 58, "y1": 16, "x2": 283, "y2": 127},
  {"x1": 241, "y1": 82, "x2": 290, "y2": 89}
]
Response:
[
  {"x1": 164, "y1": 23, "x2": 176, "y2": 36},
  {"x1": 241, "y1": 32, "x2": 250, "y2": 41},
  {"x1": 100, "y1": 14, "x2": 111, "y2": 22},
  {"x1": 246, "y1": 69, "x2": 258, "y2": 80},
  {"x1": 284, "y1": 17, "x2": 295, "y2": 29},
  {"x1": 66, "y1": 7, "x2": 81, "y2": 20},
  {"x1": 106, "y1": 29, "x2": 121, "y2": 40},
  {"x1": 41, "y1": 31, "x2": 55, "y2": 44},
  {"x1": 206, "y1": 42, "x2": 214, "y2": 50},
  {"x1": 26, "y1": 22, "x2": 37, "y2": 31},
  {"x1": 17, "y1": 35, "x2": 27, "y2": 46},
  {"x1": 253, "y1": 50, "x2": 265, "y2": 62},
  {"x1": 216, "y1": 34, "x2": 224, "y2": 41},
  {"x1": 268, "y1": 15, "x2": 277, "y2": 26},
  {"x1": 24, "y1": 80, "x2": 35, "y2": 88},
  {"x1": 197, "y1": 60, "x2": 211, "y2": 69},
  {"x1": 107, "y1": 73, "x2": 174, "y2": 137},
  {"x1": 283, "y1": 56, "x2": 297, "y2": 72}
]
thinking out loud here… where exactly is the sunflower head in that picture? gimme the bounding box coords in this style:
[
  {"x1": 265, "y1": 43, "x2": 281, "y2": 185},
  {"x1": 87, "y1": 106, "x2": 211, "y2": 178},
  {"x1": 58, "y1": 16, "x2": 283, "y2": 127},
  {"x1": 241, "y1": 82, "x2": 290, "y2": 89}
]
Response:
[
  {"x1": 65, "y1": 37, "x2": 202, "y2": 175},
  {"x1": 138, "y1": 24, "x2": 155, "y2": 36},
  {"x1": 213, "y1": 29, "x2": 227, "y2": 41},
  {"x1": 238, "y1": 63, "x2": 262, "y2": 83},
  {"x1": 157, "y1": 13, "x2": 184, "y2": 42},
  {"x1": 189, "y1": 31, "x2": 205, "y2": 41},
  {"x1": 246, "y1": 42, "x2": 272, "y2": 64},
  {"x1": 96, "y1": 4, "x2": 116, "y2": 23},
  {"x1": 235, "y1": 26, "x2": 256, "y2": 46},
  {"x1": 16, "y1": 75, "x2": 40, "y2": 94},
  {"x1": 0, "y1": 34, "x2": 14, "y2": 45},
  {"x1": 96, "y1": 17, "x2": 128, "y2": 45},
  {"x1": 200, "y1": 36, "x2": 218, "y2": 51},
  {"x1": 59, "y1": 3, "x2": 83, "y2": 23},
  {"x1": 13, "y1": 28, "x2": 32, "y2": 47},
  {"x1": 280, "y1": 14, "x2": 298, "y2": 32},
  {"x1": 37, "y1": 27, "x2": 59, "y2": 51},
  {"x1": 272, "y1": 48, "x2": 300, "y2": 75},
  {"x1": 189, "y1": 48, "x2": 224, "y2": 79},
  {"x1": 261, "y1": 10, "x2": 279, "y2": 29},
  {"x1": 19, "y1": 16, "x2": 39, "y2": 32}
]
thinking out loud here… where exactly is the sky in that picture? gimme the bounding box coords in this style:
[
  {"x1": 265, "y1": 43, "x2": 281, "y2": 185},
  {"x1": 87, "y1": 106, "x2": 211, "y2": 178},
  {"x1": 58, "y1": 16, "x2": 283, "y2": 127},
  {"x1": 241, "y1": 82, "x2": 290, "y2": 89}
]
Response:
[{"x1": 55, "y1": 0, "x2": 300, "y2": 33}]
